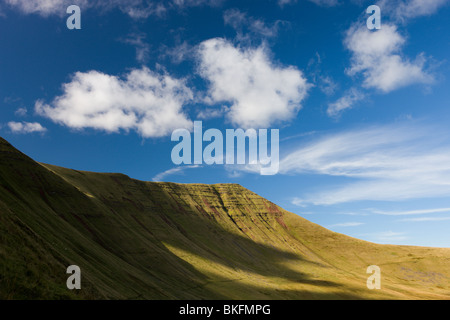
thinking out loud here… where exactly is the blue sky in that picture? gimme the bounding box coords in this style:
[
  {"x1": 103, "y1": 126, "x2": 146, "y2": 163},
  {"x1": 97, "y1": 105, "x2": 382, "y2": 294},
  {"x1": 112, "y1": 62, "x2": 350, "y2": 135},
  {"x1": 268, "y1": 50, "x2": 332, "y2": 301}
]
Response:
[{"x1": 1, "y1": 0, "x2": 450, "y2": 247}]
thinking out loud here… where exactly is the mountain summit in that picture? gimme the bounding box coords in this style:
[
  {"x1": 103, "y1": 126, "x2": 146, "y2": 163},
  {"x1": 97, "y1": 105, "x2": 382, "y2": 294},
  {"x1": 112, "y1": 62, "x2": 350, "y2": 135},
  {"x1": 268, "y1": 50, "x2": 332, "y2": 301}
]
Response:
[{"x1": 0, "y1": 137, "x2": 449, "y2": 299}]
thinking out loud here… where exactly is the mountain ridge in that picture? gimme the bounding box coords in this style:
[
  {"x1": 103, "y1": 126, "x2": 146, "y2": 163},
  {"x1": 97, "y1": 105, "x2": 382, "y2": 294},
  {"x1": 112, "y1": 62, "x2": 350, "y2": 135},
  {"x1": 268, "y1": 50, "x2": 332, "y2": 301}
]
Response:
[{"x1": 0, "y1": 136, "x2": 449, "y2": 300}]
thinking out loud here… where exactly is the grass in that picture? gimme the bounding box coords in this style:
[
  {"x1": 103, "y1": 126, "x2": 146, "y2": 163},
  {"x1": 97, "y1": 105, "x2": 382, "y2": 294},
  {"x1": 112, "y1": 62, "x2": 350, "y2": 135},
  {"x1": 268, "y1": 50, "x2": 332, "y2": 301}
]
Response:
[{"x1": 0, "y1": 136, "x2": 449, "y2": 300}]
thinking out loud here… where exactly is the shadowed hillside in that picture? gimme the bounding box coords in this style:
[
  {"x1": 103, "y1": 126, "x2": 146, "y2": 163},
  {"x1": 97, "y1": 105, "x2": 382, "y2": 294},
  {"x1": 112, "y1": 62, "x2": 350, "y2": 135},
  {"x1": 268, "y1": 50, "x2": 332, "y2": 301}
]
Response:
[{"x1": 0, "y1": 137, "x2": 449, "y2": 300}]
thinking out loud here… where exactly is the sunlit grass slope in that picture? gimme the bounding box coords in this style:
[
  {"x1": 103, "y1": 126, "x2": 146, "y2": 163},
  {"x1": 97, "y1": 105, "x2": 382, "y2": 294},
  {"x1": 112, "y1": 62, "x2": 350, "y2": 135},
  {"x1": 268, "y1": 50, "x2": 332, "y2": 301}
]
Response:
[{"x1": 0, "y1": 137, "x2": 449, "y2": 299}]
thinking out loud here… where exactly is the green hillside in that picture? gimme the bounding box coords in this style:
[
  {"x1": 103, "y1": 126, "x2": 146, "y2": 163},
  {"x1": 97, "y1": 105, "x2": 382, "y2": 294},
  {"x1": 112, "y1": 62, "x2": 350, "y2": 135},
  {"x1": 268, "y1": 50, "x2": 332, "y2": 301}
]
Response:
[{"x1": 0, "y1": 137, "x2": 449, "y2": 300}]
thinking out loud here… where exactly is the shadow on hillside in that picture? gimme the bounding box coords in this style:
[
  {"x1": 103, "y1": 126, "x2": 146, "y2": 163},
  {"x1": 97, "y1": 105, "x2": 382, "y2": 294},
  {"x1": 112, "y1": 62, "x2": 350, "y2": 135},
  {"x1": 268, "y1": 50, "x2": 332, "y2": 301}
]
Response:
[
  {"x1": 0, "y1": 147, "x2": 363, "y2": 299},
  {"x1": 88, "y1": 178, "x2": 351, "y2": 299}
]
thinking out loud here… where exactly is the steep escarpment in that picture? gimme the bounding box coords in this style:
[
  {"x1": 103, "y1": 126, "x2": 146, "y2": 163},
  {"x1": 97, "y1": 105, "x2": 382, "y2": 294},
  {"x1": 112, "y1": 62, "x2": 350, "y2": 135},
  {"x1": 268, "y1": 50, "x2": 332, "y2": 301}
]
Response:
[{"x1": 0, "y1": 137, "x2": 449, "y2": 300}]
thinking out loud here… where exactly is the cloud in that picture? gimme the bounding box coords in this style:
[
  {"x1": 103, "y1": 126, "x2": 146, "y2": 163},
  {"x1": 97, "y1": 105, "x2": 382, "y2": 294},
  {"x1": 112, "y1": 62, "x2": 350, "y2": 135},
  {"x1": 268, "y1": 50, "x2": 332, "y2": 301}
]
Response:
[
  {"x1": 14, "y1": 107, "x2": 27, "y2": 117},
  {"x1": 377, "y1": 0, "x2": 448, "y2": 22},
  {"x1": 121, "y1": 33, "x2": 150, "y2": 64},
  {"x1": 278, "y1": 0, "x2": 339, "y2": 7},
  {"x1": 3, "y1": 0, "x2": 219, "y2": 19},
  {"x1": 327, "y1": 88, "x2": 364, "y2": 117},
  {"x1": 400, "y1": 216, "x2": 450, "y2": 222},
  {"x1": 35, "y1": 67, "x2": 193, "y2": 138},
  {"x1": 327, "y1": 222, "x2": 364, "y2": 228},
  {"x1": 307, "y1": 0, "x2": 339, "y2": 6},
  {"x1": 371, "y1": 207, "x2": 450, "y2": 216},
  {"x1": 292, "y1": 197, "x2": 307, "y2": 207},
  {"x1": 112, "y1": 0, "x2": 167, "y2": 19},
  {"x1": 152, "y1": 165, "x2": 200, "y2": 182},
  {"x1": 345, "y1": 23, "x2": 433, "y2": 93},
  {"x1": 318, "y1": 76, "x2": 338, "y2": 96},
  {"x1": 172, "y1": 0, "x2": 224, "y2": 7},
  {"x1": 277, "y1": 0, "x2": 294, "y2": 6},
  {"x1": 196, "y1": 106, "x2": 227, "y2": 120},
  {"x1": 197, "y1": 38, "x2": 309, "y2": 128},
  {"x1": 7, "y1": 121, "x2": 47, "y2": 133},
  {"x1": 224, "y1": 9, "x2": 282, "y2": 41},
  {"x1": 279, "y1": 123, "x2": 450, "y2": 205},
  {"x1": 337, "y1": 212, "x2": 370, "y2": 216},
  {"x1": 3, "y1": 0, "x2": 87, "y2": 17},
  {"x1": 306, "y1": 52, "x2": 339, "y2": 97},
  {"x1": 162, "y1": 41, "x2": 194, "y2": 64}
]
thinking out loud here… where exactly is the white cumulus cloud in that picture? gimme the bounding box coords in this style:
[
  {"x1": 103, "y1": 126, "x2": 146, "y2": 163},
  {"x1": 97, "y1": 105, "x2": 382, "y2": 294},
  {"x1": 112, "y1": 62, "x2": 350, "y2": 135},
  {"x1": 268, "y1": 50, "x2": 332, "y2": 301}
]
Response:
[
  {"x1": 35, "y1": 67, "x2": 193, "y2": 138},
  {"x1": 345, "y1": 24, "x2": 433, "y2": 93},
  {"x1": 197, "y1": 38, "x2": 309, "y2": 128},
  {"x1": 8, "y1": 121, "x2": 47, "y2": 134}
]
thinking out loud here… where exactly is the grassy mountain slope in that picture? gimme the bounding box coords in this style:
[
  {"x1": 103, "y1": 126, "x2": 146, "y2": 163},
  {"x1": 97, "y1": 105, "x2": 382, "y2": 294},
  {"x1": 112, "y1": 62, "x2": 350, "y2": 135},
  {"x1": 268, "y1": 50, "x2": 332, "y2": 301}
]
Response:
[{"x1": 0, "y1": 137, "x2": 449, "y2": 300}]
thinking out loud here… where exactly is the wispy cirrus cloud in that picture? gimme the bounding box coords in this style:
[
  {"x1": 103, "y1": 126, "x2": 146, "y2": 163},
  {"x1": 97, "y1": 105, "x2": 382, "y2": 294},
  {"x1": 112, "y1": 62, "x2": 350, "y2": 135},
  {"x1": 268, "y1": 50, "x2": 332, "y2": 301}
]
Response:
[
  {"x1": 371, "y1": 207, "x2": 450, "y2": 216},
  {"x1": 292, "y1": 197, "x2": 307, "y2": 207},
  {"x1": 336, "y1": 211, "x2": 370, "y2": 216},
  {"x1": 121, "y1": 33, "x2": 151, "y2": 64},
  {"x1": 400, "y1": 216, "x2": 450, "y2": 222},
  {"x1": 327, "y1": 88, "x2": 364, "y2": 117},
  {"x1": 327, "y1": 222, "x2": 364, "y2": 228},
  {"x1": 14, "y1": 107, "x2": 27, "y2": 117},
  {"x1": 162, "y1": 41, "x2": 194, "y2": 64},
  {"x1": 278, "y1": 0, "x2": 339, "y2": 7},
  {"x1": 152, "y1": 165, "x2": 200, "y2": 182},
  {"x1": 224, "y1": 9, "x2": 285, "y2": 42},
  {"x1": 279, "y1": 123, "x2": 450, "y2": 205},
  {"x1": 172, "y1": 0, "x2": 224, "y2": 7}
]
